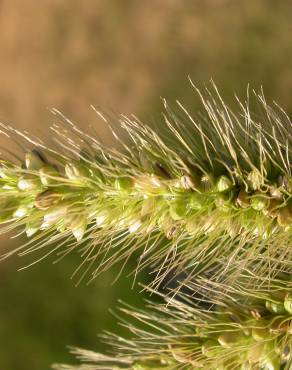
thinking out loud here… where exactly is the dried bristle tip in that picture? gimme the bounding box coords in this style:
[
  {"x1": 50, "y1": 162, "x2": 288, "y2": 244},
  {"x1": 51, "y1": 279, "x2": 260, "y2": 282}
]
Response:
[{"x1": 0, "y1": 83, "x2": 292, "y2": 284}]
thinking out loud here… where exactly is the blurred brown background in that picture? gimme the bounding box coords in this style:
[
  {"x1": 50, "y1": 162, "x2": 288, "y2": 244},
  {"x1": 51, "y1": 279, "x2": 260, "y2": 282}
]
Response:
[{"x1": 0, "y1": 1, "x2": 292, "y2": 369}]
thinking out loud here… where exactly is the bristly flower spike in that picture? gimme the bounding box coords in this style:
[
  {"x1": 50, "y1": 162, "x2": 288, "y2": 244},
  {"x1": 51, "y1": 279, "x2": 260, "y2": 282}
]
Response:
[
  {"x1": 0, "y1": 82, "x2": 292, "y2": 285},
  {"x1": 52, "y1": 273, "x2": 292, "y2": 370}
]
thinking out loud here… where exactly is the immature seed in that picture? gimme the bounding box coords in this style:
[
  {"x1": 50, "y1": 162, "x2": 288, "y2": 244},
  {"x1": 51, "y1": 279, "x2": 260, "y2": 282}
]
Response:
[
  {"x1": 189, "y1": 194, "x2": 204, "y2": 210},
  {"x1": 216, "y1": 175, "x2": 233, "y2": 193},
  {"x1": 269, "y1": 186, "x2": 282, "y2": 200},
  {"x1": 284, "y1": 294, "x2": 292, "y2": 314},
  {"x1": 277, "y1": 206, "x2": 292, "y2": 227},
  {"x1": 95, "y1": 211, "x2": 108, "y2": 226},
  {"x1": 35, "y1": 190, "x2": 62, "y2": 210},
  {"x1": 236, "y1": 189, "x2": 250, "y2": 208},
  {"x1": 140, "y1": 197, "x2": 156, "y2": 217},
  {"x1": 169, "y1": 198, "x2": 188, "y2": 220},
  {"x1": 265, "y1": 300, "x2": 285, "y2": 315},
  {"x1": 18, "y1": 177, "x2": 40, "y2": 191},
  {"x1": 250, "y1": 194, "x2": 269, "y2": 211},
  {"x1": 13, "y1": 205, "x2": 31, "y2": 218},
  {"x1": 247, "y1": 169, "x2": 262, "y2": 190},
  {"x1": 25, "y1": 150, "x2": 45, "y2": 170},
  {"x1": 128, "y1": 219, "x2": 142, "y2": 233},
  {"x1": 251, "y1": 326, "x2": 269, "y2": 342},
  {"x1": 218, "y1": 331, "x2": 245, "y2": 348},
  {"x1": 41, "y1": 205, "x2": 68, "y2": 229},
  {"x1": 67, "y1": 214, "x2": 87, "y2": 241}
]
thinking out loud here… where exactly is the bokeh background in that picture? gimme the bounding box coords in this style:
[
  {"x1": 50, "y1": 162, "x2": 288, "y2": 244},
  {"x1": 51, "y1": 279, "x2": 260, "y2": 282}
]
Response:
[{"x1": 0, "y1": 1, "x2": 292, "y2": 369}]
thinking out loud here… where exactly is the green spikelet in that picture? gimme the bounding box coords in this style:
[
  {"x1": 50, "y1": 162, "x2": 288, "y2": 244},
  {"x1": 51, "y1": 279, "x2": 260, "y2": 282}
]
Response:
[
  {"x1": 0, "y1": 83, "x2": 292, "y2": 285},
  {"x1": 52, "y1": 273, "x2": 292, "y2": 370}
]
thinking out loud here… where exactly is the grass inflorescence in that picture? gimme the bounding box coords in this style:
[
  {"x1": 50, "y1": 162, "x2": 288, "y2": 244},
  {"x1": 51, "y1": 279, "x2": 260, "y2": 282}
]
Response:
[
  {"x1": 0, "y1": 83, "x2": 292, "y2": 285},
  {"x1": 52, "y1": 273, "x2": 292, "y2": 370}
]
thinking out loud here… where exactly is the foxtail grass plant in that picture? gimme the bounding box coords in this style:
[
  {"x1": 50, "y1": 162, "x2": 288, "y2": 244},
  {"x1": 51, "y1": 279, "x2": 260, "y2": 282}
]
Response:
[
  {"x1": 0, "y1": 82, "x2": 292, "y2": 286},
  {"x1": 53, "y1": 274, "x2": 292, "y2": 370}
]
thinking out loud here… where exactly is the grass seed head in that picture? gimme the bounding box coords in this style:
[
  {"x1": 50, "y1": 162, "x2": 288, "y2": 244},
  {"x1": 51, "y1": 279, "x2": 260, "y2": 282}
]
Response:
[
  {"x1": 0, "y1": 83, "x2": 292, "y2": 287},
  {"x1": 52, "y1": 274, "x2": 292, "y2": 370}
]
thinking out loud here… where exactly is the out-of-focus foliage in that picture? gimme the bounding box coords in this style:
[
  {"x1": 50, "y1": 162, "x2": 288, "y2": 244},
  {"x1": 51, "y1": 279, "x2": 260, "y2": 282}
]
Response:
[
  {"x1": 0, "y1": 250, "x2": 148, "y2": 370},
  {"x1": 1, "y1": 0, "x2": 292, "y2": 133}
]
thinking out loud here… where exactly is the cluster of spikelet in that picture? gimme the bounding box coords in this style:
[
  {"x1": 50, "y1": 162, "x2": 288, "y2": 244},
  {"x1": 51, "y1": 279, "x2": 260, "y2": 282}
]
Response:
[
  {"x1": 1, "y1": 83, "x2": 292, "y2": 369},
  {"x1": 2, "y1": 148, "x2": 292, "y2": 243}
]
